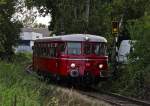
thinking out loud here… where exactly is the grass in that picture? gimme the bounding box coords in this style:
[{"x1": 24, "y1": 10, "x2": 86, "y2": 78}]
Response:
[
  {"x1": 0, "y1": 53, "x2": 52, "y2": 106},
  {"x1": 99, "y1": 63, "x2": 150, "y2": 101},
  {"x1": 0, "y1": 53, "x2": 110, "y2": 106}
]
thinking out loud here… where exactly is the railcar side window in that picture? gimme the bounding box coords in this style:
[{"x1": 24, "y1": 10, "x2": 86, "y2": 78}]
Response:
[
  {"x1": 50, "y1": 47, "x2": 56, "y2": 57},
  {"x1": 84, "y1": 43, "x2": 106, "y2": 55},
  {"x1": 67, "y1": 42, "x2": 81, "y2": 55},
  {"x1": 84, "y1": 44, "x2": 91, "y2": 55},
  {"x1": 47, "y1": 43, "x2": 57, "y2": 57},
  {"x1": 57, "y1": 43, "x2": 66, "y2": 54}
]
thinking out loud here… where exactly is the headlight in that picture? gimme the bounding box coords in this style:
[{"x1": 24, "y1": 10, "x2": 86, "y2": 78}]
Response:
[
  {"x1": 70, "y1": 63, "x2": 76, "y2": 68},
  {"x1": 99, "y1": 64, "x2": 103, "y2": 69}
]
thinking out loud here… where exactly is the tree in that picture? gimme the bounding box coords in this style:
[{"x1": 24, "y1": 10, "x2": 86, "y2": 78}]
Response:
[
  {"x1": 13, "y1": 0, "x2": 38, "y2": 27},
  {"x1": 110, "y1": 16, "x2": 150, "y2": 98},
  {"x1": 0, "y1": 0, "x2": 22, "y2": 60},
  {"x1": 107, "y1": 1, "x2": 150, "y2": 98},
  {"x1": 25, "y1": 0, "x2": 112, "y2": 36},
  {"x1": 111, "y1": 0, "x2": 150, "y2": 39},
  {"x1": 33, "y1": 23, "x2": 46, "y2": 28}
]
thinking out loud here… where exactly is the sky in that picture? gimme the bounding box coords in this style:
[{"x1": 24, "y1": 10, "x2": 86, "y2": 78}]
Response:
[{"x1": 35, "y1": 14, "x2": 51, "y2": 26}]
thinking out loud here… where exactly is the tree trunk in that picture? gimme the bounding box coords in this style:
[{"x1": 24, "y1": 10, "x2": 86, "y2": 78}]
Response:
[{"x1": 85, "y1": 0, "x2": 90, "y2": 31}]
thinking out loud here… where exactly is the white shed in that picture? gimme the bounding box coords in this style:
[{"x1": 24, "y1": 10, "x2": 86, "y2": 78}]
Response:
[{"x1": 15, "y1": 28, "x2": 50, "y2": 52}]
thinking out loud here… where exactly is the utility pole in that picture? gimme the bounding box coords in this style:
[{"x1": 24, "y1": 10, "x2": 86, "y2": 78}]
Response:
[
  {"x1": 112, "y1": 21, "x2": 119, "y2": 77},
  {"x1": 85, "y1": 0, "x2": 90, "y2": 32},
  {"x1": 59, "y1": 1, "x2": 65, "y2": 35}
]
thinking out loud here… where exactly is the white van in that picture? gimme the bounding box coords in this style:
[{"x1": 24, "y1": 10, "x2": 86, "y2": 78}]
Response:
[{"x1": 117, "y1": 40, "x2": 134, "y2": 63}]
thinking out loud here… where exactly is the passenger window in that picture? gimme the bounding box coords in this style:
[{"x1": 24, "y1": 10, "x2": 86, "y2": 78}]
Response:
[
  {"x1": 58, "y1": 43, "x2": 66, "y2": 54},
  {"x1": 51, "y1": 47, "x2": 56, "y2": 57},
  {"x1": 67, "y1": 42, "x2": 81, "y2": 55},
  {"x1": 84, "y1": 43, "x2": 106, "y2": 55},
  {"x1": 48, "y1": 43, "x2": 57, "y2": 57},
  {"x1": 43, "y1": 47, "x2": 47, "y2": 56},
  {"x1": 84, "y1": 44, "x2": 91, "y2": 55}
]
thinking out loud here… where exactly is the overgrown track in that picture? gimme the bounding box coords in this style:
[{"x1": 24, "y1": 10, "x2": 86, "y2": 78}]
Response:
[
  {"x1": 76, "y1": 87, "x2": 150, "y2": 106},
  {"x1": 25, "y1": 65, "x2": 150, "y2": 106}
]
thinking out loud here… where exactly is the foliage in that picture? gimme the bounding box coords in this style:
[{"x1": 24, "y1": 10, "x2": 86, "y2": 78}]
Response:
[
  {"x1": 111, "y1": 0, "x2": 149, "y2": 20},
  {"x1": 0, "y1": 0, "x2": 22, "y2": 60},
  {"x1": 0, "y1": 60, "x2": 57, "y2": 106},
  {"x1": 97, "y1": 1, "x2": 150, "y2": 99},
  {"x1": 25, "y1": 0, "x2": 150, "y2": 36},
  {"x1": 0, "y1": 0, "x2": 6, "y2": 4},
  {"x1": 125, "y1": 16, "x2": 150, "y2": 98},
  {"x1": 0, "y1": 0, "x2": 150, "y2": 101},
  {"x1": 25, "y1": 0, "x2": 112, "y2": 36},
  {"x1": 13, "y1": 0, "x2": 38, "y2": 27},
  {"x1": 33, "y1": 23, "x2": 47, "y2": 28},
  {"x1": 0, "y1": 53, "x2": 106, "y2": 106},
  {"x1": 102, "y1": 16, "x2": 150, "y2": 99}
]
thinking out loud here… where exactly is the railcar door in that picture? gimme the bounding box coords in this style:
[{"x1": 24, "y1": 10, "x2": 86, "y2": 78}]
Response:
[
  {"x1": 56, "y1": 42, "x2": 67, "y2": 76},
  {"x1": 32, "y1": 43, "x2": 38, "y2": 71},
  {"x1": 47, "y1": 42, "x2": 58, "y2": 74}
]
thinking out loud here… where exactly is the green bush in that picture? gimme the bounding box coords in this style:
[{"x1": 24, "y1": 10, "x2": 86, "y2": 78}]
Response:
[
  {"x1": 0, "y1": 53, "x2": 107, "y2": 106},
  {"x1": 0, "y1": 54, "x2": 59, "y2": 106},
  {"x1": 100, "y1": 16, "x2": 150, "y2": 100},
  {"x1": 124, "y1": 16, "x2": 150, "y2": 98}
]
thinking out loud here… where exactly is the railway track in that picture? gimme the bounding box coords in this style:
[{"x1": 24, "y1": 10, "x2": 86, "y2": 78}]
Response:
[
  {"x1": 77, "y1": 87, "x2": 150, "y2": 106},
  {"x1": 25, "y1": 65, "x2": 150, "y2": 106}
]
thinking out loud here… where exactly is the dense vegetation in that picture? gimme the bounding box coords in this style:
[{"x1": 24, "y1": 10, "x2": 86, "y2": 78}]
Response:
[
  {"x1": 0, "y1": 0, "x2": 150, "y2": 103},
  {"x1": 0, "y1": 53, "x2": 107, "y2": 106},
  {"x1": 101, "y1": 16, "x2": 150, "y2": 100},
  {"x1": 24, "y1": 0, "x2": 150, "y2": 99},
  {"x1": 25, "y1": 0, "x2": 112, "y2": 35},
  {"x1": 0, "y1": 0, "x2": 22, "y2": 60},
  {"x1": 115, "y1": 16, "x2": 150, "y2": 99}
]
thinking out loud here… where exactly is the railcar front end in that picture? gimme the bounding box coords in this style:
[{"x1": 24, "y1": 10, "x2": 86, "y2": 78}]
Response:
[
  {"x1": 57, "y1": 41, "x2": 109, "y2": 84},
  {"x1": 32, "y1": 34, "x2": 109, "y2": 84}
]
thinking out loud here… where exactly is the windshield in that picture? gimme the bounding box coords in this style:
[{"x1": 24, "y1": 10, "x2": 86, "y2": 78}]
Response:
[
  {"x1": 84, "y1": 43, "x2": 106, "y2": 55},
  {"x1": 67, "y1": 42, "x2": 81, "y2": 55}
]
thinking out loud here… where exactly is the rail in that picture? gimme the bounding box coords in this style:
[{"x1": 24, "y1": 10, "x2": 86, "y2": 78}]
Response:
[
  {"x1": 77, "y1": 87, "x2": 150, "y2": 106},
  {"x1": 25, "y1": 65, "x2": 150, "y2": 106}
]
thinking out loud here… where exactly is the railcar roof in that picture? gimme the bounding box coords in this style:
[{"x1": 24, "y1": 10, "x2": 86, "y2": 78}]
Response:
[{"x1": 35, "y1": 34, "x2": 107, "y2": 43}]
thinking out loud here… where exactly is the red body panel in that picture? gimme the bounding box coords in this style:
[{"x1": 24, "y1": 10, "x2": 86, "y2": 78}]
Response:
[
  {"x1": 32, "y1": 34, "x2": 109, "y2": 79},
  {"x1": 33, "y1": 55, "x2": 108, "y2": 77}
]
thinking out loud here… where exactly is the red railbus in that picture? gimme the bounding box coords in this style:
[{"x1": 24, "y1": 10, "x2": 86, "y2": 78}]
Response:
[{"x1": 32, "y1": 34, "x2": 109, "y2": 84}]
